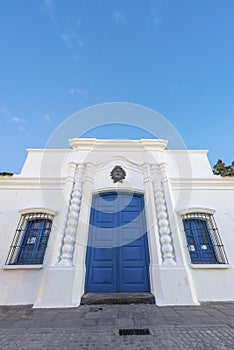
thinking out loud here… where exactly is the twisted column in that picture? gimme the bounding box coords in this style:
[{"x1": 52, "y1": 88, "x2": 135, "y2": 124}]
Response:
[
  {"x1": 55, "y1": 162, "x2": 77, "y2": 264},
  {"x1": 59, "y1": 164, "x2": 85, "y2": 266},
  {"x1": 152, "y1": 164, "x2": 176, "y2": 265}
]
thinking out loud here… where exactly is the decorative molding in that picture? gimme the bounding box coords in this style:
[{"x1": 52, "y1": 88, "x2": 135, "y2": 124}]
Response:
[
  {"x1": 170, "y1": 178, "x2": 234, "y2": 190},
  {"x1": 142, "y1": 163, "x2": 153, "y2": 184},
  {"x1": 152, "y1": 164, "x2": 176, "y2": 265},
  {"x1": 66, "y1": 162, "x2": 77, "y2": 182},
  {"x1": 177, "y1": 207, "x2": 216, "y2": 216},
  {"x1": 140, "y1": 139, "x2": 168, "y2": 150},
  {"x1": 84, "y1": 163, "x2": 95, "y2": 184},
  {"x1": 19, "y1": 207, "x2": 57, "y2": 216},
  {"x1": 69, "y1": 138, "x2": 168, "y2": 151},
  {"x1": 95, "y1": 156, "x2": 142, "y2": 173},
  {"x1": 1, "y1": 177, "x2": 234, "y2": 190},
  {"x1": 159, "y1": 162, "x2": 169, "y2": 183},
  {"x1": 69, "y1": 138, "x2": 96, "y2": 150},
  {"x1": 92, "y1": 187, "x2": 144, "y2": 195},
  {"x1": 0, "y1": 177, "x2": 65, "y2": 190},
  {"x1": 59, "y1": 164, "x2": 85, "y2": 266}
]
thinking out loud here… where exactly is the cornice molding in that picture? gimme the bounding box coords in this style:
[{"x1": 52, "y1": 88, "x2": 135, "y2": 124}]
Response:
[
  {"x1": 139, "y1": 139, "x2": 168, "y2": 150},
  {"x1": 170, "y1": 177, "x2": 234, "y2": 190},
  {"x1": 0, "y1": 177, "x2": 66, "y2": 190},
  {"x1": 68, "y1": 138, "x2": 168, "y2": 151}
]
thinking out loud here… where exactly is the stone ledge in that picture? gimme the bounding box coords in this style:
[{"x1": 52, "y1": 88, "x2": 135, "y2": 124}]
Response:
[{"x1": 81, "y1": 292, "x2": 155, "y2": 305}]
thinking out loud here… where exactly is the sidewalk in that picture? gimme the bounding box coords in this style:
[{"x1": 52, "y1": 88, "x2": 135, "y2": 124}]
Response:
[{"x1": 0, "y1": 302, "x2": 234, "y2": 349}]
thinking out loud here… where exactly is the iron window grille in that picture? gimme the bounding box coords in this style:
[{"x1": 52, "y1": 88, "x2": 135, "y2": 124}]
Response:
[
  {"x1": 6, "y1": 212, "x2": 54, "y2": 265},
  {"x1": 182, "y1": 212, "x2": 228, "y2": 264}
]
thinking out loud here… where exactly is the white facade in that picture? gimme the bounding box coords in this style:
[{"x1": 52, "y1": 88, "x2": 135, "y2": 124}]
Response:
[{"x1": 0, "y1": 138, "x2": 233, "y2": 308}]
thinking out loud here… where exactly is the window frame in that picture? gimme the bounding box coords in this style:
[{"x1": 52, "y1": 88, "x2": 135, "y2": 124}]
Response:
[
  {"x1": 179, "y1": 208, "x2": 228, "y2": 265},
  {"x1": 6, "y1": 209, "x2": 55, "y2": 266}
]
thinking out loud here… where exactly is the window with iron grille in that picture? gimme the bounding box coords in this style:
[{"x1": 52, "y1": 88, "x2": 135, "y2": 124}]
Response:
[
  {"x1": 6, "y1": 212, "x2": 53, "y2": 265},
  {"x1": 182, "y1": 212, "x2": 228, "y2": 264}
]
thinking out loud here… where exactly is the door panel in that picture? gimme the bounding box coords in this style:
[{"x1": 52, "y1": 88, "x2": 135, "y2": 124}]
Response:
[{"x1": 85, "y1": 192, "x2": 150, "y2": 292}]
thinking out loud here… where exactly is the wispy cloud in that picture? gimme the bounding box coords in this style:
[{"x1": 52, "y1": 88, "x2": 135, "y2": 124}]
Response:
[
  {"x1": 69, "y1": 88, "x2": 82, "y2": 95},
  {"x1": 149, "y1": 0, "x2": 163, "y2": 27},
  {"x1": 18, "y1": 125, "x2": 30, "y2": 136},
  {"x1": 60, "y1": 34, "x2": 72, "y2": 48},
  {"x1": 41, "y1": 114, "x2": 51, "y2": 123},
  {"x1": 44, "y1": 0, "x2": 53, "y2": 7},
  {"x1": 0, "y1": 106, "x2": 10, "y2": 116},
  {"x1": 69, "y1": 87, "x2": 88, "y2": 100},
  {"x1": 71, "y1": 31, "x2": 83, "y2": 47},
  {"x1": 43, "y1": 0, "x2": 57, "y2": 24},
  {"x1": 42, "y1": 2, "x2": 86, "y2": 101},
  {"x1": 113, "y1": 11, "x2": 126, "y2": 22},
  {"x1": 11, "y1": 116, "x2": 25, "y2": 124},
  {"x1": 60, "y1": 32, "x2": 83, "y2": 49},
  {"x1": 1, "y1": 106, "x2": 29, "y2": 135}
]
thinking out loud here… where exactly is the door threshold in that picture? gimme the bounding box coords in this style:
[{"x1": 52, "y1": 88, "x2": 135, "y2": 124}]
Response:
[{"x1": 81, "y1": 292, "x2": 155, "y2": 305}]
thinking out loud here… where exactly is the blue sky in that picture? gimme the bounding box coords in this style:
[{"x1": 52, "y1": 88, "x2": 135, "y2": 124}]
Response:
[{"x1": 0, "y1": 0, "x2": 234, "y2": 173}]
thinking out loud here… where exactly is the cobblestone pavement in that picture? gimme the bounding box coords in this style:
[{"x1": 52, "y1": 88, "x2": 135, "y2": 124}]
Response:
[{"x1": 0, "y1": 302, "x2": 234, "y2": 349}]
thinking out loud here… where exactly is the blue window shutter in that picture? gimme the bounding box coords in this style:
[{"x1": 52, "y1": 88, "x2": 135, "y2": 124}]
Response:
[
  {"x1": 183, "y1": 218, "x2": 217, "y2": 264},
  {"x1": 16, "y1": 218, "x2": 52, "y2": 264}
]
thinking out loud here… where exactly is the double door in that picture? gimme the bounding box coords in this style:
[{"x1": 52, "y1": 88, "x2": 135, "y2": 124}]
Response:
[{"x1": 85, "y1": 192, "x2": 150, "y2": 292}]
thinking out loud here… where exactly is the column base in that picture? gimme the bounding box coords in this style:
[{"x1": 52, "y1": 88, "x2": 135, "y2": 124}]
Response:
[
  {"x1": 33, "y1": 266, "x2": 85, "y2": 308},
  {"x1": 150, "y1": 265, "x2": 199, "y2": 306}
]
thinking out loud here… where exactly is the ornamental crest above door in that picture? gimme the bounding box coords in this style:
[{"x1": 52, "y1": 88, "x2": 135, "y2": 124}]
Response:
[{"x1": 110, "y1": 165, "x2": 126, "y2": 183}]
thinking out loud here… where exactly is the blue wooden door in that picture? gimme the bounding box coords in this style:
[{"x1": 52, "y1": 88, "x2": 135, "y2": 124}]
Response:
[{"x1": 85, "y1": 192, "x2": 150, "y2": 292}]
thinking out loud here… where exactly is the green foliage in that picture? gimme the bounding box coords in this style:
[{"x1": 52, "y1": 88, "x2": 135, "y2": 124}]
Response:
[{"x1": 213, "y1": 159, "x2": 234, "y2": 177}]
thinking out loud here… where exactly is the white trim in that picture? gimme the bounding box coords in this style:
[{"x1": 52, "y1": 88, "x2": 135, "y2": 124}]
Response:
[
  {"x1": 0, "y1": 177, "x2": 65, "y2": 190},
  {"x1": 92, "y1": 188, "x2": 145, "y2": 195},
  {"x1": 19, "y1": 207, "x2": 57, "y2": 216},
  {"x1": 3, "y1": 265, "x2": 43, "y2": 270},
  {"x1": 171, "y1": 178, "x2": 234, "y2": 190},
  {"x1": 191, "y1": 264, "x2": 231, "y2": 269},
  {"x1": 177, "y1": 207, "x2": 216, "y2": 216}
]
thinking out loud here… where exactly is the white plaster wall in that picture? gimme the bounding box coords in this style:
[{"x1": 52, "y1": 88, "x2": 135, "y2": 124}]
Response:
[
  {"x1": 165, "y1": 151, "x2": 214, "y2": 178},
  {"x1": 172, "y1": 185, "x2": 234, "y2": 301},
  {"x1": 21, "y1": 150, "x2": 71, "y2": 178},
  {"x1": 0, "y1": 187, "x2": 64, "y2": 305},
  {"x1": 0, "y1": 269, "x2": 43, "y2": 305}
]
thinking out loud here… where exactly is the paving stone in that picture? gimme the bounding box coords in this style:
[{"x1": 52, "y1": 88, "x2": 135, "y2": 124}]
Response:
[{"x1": 0, "y1": 302, "x2": 234, "y2": 349}]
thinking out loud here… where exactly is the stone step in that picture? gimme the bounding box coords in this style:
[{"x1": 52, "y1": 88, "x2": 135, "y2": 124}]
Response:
[{"x1": 81, "y1": 292, "x2": 155, "y2": 305}]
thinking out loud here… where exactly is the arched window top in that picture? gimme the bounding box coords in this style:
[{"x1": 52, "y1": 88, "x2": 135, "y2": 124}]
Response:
[
  {"x1": 19, "y1": 207, "x2": 57, "y2": 217},
  {"x1": 178, "y1": 207, "x2": 215, "y2": 217}
]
